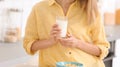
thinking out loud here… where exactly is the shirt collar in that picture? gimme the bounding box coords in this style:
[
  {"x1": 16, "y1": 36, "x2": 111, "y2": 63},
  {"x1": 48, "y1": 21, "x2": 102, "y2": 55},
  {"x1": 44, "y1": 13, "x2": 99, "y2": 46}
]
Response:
[
  {"x1": 48, "y1": 0, "x2": 79, "y2": 6},
  {"x1": 48, "y1": 0, "x2": 56, "y2": 6}
]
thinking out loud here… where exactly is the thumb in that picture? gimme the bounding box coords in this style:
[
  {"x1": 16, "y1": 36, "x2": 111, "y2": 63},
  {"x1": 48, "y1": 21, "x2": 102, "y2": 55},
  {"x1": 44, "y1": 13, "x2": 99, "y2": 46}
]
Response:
[{"x1": 67, "y1": 33, "x2": 72, "y2": 38}]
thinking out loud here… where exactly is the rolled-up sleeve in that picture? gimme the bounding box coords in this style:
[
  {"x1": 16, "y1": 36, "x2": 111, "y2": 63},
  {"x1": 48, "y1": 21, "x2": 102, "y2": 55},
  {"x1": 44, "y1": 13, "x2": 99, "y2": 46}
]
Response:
[
  {"x1": 90, "y1": 15, "x2": 110, "y2": 59},
  {"x1": 23, "y1": 6, "x2": 38, "y2": 55},
  {"x1": 96, "y1": 44, "x2": 109, "y2": 59}
]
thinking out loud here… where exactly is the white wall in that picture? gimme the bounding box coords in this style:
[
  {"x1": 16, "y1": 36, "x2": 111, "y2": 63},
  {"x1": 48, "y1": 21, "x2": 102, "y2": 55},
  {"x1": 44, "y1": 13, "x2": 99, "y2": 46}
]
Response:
[
  {"x1": 100, "y1": 0, "x2": 115, "y2": 13},
  {"x1": 22, "y1": 0, "x2": 42, "y2": 37},
  {"x1": 116, "y1": 0, "x2": 120, "y2": 9}
]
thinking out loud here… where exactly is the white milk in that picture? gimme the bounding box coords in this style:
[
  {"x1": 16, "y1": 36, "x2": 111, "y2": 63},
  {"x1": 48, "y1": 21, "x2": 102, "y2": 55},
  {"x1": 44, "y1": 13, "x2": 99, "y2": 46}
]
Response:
[{"x1": 56, "y1": 17, "x2": 68, "y2": 37}]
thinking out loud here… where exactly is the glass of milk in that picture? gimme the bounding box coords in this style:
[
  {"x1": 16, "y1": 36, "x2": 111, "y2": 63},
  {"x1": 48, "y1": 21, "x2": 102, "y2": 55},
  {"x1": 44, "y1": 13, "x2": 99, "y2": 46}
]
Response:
[{"x1": 56, "y1": 16, "x2": 68, "y2": 37}]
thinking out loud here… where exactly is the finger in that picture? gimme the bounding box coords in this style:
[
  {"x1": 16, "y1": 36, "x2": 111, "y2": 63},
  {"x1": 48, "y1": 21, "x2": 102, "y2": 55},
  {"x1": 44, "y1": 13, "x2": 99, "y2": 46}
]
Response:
[
  {"x1": 59, "y1": 39, "x2": 65, "y2": 45},
  {"x1": 59, "y1": 38, "x2": 70, "y2": 44},
  {"x1": 51, "y1": 32, "x2": 61, "y2": 38},
  {"x1": 51, "y1": 25, "x2": 61, "y2": 33},
  {"x1": 50, "y1": 32, "x2": 61, "y2": 40},
  {"x1": 63, "y1": 37, "x2": 72, "y2": 41},
  {"x1": 51, "y1": 25, "x2": 61, "y2": 31},
  {"x1": 53, "y1": 24, "x2": 60, "y2": 29},
  {"x1": 59, "y1": 38, "x2": 72, "y2": 47},
  {"x1": 59, "y1": 38, "x2": 66, "y2": 44},
  {"x1": 64, "y1": 38, "x2": 74, "y2": 45},
  {"x1": 50, "y1": 27, "x2": 61, "y2": 34},
  {"x1": 53, "y1": 24, "x2": 58, "y2": 27},
  {"x1": 52, "y1": 28, "x2": 61, "y2": 32},
  {"x1": 51, "y1": 31, "x2": 61, "y2": 34},
  {"x1": 67, "y1": 34, "x2": 73, "y2": 38}
]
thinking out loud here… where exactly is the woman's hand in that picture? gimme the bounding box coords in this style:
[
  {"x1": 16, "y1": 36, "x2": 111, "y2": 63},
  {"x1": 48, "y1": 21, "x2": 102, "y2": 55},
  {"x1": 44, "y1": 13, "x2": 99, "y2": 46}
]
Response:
[
  {"x1": 59, "y1": 34, "x2": 79, "y2": 48},
  {"x1": 31, "y1": 24, "x2": 61, "y2": 51},
  {"x1": 50, "y1": 24, "x2": 61, "y2": 45},
  {"x1": 59, "y1": 34, "x2": 101, "y2": 56}
]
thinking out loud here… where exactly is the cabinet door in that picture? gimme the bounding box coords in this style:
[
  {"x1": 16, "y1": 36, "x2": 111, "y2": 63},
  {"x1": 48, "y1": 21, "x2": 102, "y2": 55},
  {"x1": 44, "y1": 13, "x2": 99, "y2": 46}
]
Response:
[
  {"x1": 113, "y1": 39, "x2": 120, "y2": 67},
  {"x1": 116, "y1": 9, "x2": 120, "y2": 24},
  {"x1": 115, "y1": 39, "x2": 120, "y2": 57},
  {"x1": 113, "y1": 57, "x2": 120, "y2": 67}
]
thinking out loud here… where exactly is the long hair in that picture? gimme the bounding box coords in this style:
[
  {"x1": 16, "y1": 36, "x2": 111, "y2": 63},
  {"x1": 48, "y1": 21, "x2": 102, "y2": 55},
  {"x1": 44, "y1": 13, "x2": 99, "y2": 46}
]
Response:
[{"x1": 80, "y1": 0, "x2": 98, "y2": 23}]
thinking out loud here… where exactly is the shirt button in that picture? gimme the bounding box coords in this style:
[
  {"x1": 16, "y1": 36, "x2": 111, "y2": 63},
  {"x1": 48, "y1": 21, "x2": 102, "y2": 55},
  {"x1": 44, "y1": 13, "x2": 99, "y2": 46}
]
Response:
[{"x1": 69, "y1": 52, "x2": 72, "y2": 54}]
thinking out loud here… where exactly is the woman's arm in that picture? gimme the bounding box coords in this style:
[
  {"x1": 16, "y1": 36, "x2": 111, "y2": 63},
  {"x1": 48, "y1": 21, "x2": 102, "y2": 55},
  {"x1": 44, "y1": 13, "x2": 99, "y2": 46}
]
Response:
[
  {"x1": 77, "y1": 40, "x2": 101, "y2": 56},
  {"x1": 31, "y1": 39, "x2": 55, "y2": 52},
  {"x1": 59, "y1": 35, "x2": 101, "y2": 56},
  {"x1": 31, "y1": 24, "x2": 61, "y2": 52}
]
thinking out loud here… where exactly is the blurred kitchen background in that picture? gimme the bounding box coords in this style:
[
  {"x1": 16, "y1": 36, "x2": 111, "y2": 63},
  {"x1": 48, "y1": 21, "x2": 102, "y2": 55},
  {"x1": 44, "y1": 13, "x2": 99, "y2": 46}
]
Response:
[{"x1": 0, "y1": 0, "x2": 120, "y2": 67}]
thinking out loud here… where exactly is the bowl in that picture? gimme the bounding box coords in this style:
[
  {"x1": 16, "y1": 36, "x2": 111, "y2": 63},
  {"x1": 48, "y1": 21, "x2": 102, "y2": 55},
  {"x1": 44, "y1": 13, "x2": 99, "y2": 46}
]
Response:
[{"x1": 56, "y1": 62, "x2": 83, "y2": 67}]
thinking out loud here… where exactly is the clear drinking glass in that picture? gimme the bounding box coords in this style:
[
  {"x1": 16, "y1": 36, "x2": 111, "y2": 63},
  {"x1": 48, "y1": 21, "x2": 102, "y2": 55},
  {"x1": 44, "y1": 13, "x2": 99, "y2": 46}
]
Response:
[{"x1": 56, "y1": 16, "x2": 68, "y2": 37}]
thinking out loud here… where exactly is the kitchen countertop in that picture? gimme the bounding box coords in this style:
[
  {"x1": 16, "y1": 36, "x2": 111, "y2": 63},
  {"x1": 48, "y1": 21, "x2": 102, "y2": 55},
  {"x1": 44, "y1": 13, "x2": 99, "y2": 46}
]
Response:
[
  {"x1": 0, "y1": 41, "x2": 38, "y2": 67},
  {"x1": 105, "y1": 25, "x2": 120, "y2": 41},
  {"x1": 0, "y1": 41, "x2": 27, "y2": 62}
]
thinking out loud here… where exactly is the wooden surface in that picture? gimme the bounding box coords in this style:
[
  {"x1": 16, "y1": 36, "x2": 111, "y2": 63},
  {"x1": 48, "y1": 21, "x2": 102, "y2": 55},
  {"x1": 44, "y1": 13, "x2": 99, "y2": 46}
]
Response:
[
  {"x1": 116, "y1": 9, "x2": 120, "y2": 24},
  {"x1": 104, "y1": 13, "x2": 115, "y2": 25}
]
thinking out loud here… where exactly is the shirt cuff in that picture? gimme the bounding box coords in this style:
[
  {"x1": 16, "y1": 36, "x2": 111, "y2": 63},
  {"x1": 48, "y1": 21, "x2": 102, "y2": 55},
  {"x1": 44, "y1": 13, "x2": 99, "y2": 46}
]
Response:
[
  {"x1": 96, "y1": 45, "x2": 109, "y2": 59},
  {"x1": 25, "y1": 40, "x2": 37, "y2": 55}
]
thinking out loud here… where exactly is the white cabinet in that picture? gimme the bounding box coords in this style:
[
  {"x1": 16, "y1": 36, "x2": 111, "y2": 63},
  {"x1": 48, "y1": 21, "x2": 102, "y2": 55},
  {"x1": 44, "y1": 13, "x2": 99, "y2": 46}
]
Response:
[
  {"x1": 115, "y1": 39, "x2": 120, "y2": 56},
  {"x1": 113, "y1": 57, "x2": 120, "y2": 67},
  {"x1": 113, "y1": 39, "x2": 120, "y2": 67}
]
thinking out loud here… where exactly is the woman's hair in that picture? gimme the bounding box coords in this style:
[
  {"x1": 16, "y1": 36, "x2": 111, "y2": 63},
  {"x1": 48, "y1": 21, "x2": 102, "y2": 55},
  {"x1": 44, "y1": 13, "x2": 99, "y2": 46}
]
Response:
[{"x1": 80, "y1": 0, "x2": 98, "y2": 23}]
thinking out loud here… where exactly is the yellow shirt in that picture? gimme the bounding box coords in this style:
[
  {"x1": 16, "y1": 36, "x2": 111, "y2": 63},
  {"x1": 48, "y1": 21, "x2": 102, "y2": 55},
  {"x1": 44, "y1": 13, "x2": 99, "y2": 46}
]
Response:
[{"x1": 24, "y1": 0, "x2": 110, "y2": 67}]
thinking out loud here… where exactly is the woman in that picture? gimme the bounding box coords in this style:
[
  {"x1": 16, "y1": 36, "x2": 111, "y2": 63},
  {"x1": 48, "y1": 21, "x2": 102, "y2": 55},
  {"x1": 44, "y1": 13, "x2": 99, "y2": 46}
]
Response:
[{"x1": 24, "y1": 0, "x2": 110, "y2": 67}]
